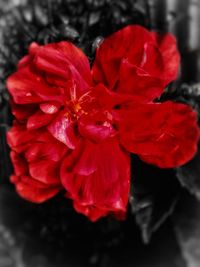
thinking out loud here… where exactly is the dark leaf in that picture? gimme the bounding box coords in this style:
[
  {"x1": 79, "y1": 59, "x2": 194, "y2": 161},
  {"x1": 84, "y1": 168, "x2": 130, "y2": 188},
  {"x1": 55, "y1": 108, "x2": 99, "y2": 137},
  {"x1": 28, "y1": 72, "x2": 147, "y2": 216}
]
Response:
[
  {"x1": 57, "y1": 24, "x2": 79, "y2": 40},
  {"x1": 0, "y1": 184, "x2": 186, "y2": 267},
  {"x1": 173, "y1": 192, "x2": 200, "y2": 267},
  {"x1": 176, "y1": 145, "x2": 200, "y2": 200},
  {"x1": 130, "y1": 155, "x2": 180, "y2": 243}
]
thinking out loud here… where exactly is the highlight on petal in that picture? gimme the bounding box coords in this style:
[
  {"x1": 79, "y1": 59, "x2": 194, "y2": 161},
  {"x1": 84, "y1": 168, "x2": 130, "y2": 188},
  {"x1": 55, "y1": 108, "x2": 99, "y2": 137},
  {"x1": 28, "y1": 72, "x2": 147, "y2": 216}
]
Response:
[
  {"x1": 48, "y1": 112, "x2": 79, "y2": 149},
  {"x1": 61, "y1": 138, "x2": 130, "y2": 221},
  {"x1": 119, "y1": 101, "x2": 199, "y2": 168},
  {"x1": 40, "y1": 102, "x2": 60, "y2": 114}
]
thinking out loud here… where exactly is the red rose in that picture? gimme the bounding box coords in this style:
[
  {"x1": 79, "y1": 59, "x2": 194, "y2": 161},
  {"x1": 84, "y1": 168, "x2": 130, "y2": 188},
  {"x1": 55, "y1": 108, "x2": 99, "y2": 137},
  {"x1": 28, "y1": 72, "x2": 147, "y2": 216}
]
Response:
[{"x1": 7, "y1": 25, "x2": 199, "y2": 221}]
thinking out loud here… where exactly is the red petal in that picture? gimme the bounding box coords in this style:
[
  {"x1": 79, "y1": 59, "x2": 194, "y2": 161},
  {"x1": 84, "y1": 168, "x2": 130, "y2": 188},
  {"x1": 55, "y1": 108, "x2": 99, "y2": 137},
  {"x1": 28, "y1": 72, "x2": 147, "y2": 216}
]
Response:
[
  {"x1": 56, "y1": 42, "x2": 92, "y2": 85},
  {"x1": 92, "y1": 83, "x2": 134, "y2": 110},
  {"x1": 11, "y1": 102, "x2": 37, "y2": 122},
  {"x1": 61, "y1": 139, "x2": 130, "y2": 221},
  {"x1": 92, "y1": 25, "x2": 180, "y2": 102},
  {"x1": 10, "y1": 151, "x2": 28, "y2": 176},
  {"x1": 40, "y1": 102, "x2": 60, "y2": 114},
  {"x1": 117, "y1": 59, "x2": 164, "y2": 102},
  {"x1": 33, "y1": 42, "x2": 91, "y2": 95},
  {"x1": 7, "y1": 62, "x2": 66, "y2": 105},
  {"x1": 92, "y1": 25, "x2": 153, "y2": 89},
  {"x1": 48, "y1": 112, "x2": 79, "y2": 149},
  {"x1": 7, "y1": 124, "x2": 36, "y2": 152},
  {"x1": 25, "y1": 137, "x2": 67, "y2": 162},
  {"x1": 73, "y1": 201, "x2": 109, "y2": 222},
  {"x1": 119, "y1": 101, "x2": 199, "y2": 168},
  {"x1": 29, "y1": 159, "x2": 61, "y2": 185},
  {"x1": 78, "y1": 112, "x2": 116, "y2": 143},
  {"x1": 11, "y1": 175, "x2": 61, "y2": 203},
  {"x1": 27, "y1": 110, "x2": 54, "y2": 130},
  {"x1": 73, "y1": 141, "x2": 98, "y2": 175},
  {"x1": 18, "y1": 54, "x2": 32, "y2": 69},
  {"x1": 6, "y1": 67, "x2": 47, "y2": 104},
  {"x1": 151, "y1": 32, "x2": 180, "y2": 85},
  {"x1": 45, "y1": 41, "x2": 92, "y2": 85}
]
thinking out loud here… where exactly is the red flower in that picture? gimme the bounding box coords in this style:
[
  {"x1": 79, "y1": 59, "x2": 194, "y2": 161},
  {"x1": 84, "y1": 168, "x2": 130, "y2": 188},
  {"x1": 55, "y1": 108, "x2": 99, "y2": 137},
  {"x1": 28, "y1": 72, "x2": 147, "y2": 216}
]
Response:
[{"x1": 7, "y1": 25, "x2": 199, "y2": 221}]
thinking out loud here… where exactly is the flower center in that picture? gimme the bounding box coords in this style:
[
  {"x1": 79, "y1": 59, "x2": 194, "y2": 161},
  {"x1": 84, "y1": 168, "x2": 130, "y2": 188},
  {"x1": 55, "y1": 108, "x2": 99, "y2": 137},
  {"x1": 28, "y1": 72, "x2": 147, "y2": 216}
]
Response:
[
  {"x1": 65, "y1": 99, "x2": 87, "y2": 119},
  {"x1": 64, "y1": 84, "x2": 116, "y2": 140},
  {"x1": 65, "y1": 84, "x2": 94, "y2": 120}
]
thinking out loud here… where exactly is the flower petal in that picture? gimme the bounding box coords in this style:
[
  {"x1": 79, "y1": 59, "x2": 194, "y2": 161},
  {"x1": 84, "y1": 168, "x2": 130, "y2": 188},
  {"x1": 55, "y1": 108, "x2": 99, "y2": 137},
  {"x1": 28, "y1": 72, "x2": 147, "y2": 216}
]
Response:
[
  {"x1": 61, "y1": 139, "x2": 130, "y2": 221},
  {"x1": 11, "y1": 102, "x2": 37, "y2": 122},
  {"x1": 10, "y1": 175, "x2": 61, "y2": 203},
  {"x1": 73, "y1": 201, "x2": 111, "y2": 222},
  {"x1": 151, "y1": 32, "x2": 180, "y2": 85},
  {"x1": 40, "y1": 102, "x2": 60, "y2": 114},
  {"x1": 33, "y1": 42, "x2": 91, "y2": 95},
  {"x1": 33, "y1": 41, "x2": 92, "y2": 85},
  {"x1": 27, "y1": 110, "x2": 54, "y2": 130},
  {"x1": 92, "y1": 25, "x2": 153, "y2": 89},
  {"x1": 78, "y1": 112, "x2": 116, "y2": 143},
  {"x1": 6, "y1": 66, "x2": 56, "y2": 104},
  {"x1": 10, "y1": 151, "x2": 28, "y2": 176},
  {"x1": 7, "y1": 124, "x2": 36, "y2": 152},
  {"x1": 55, "y1": 41, "x2": 92, "y2": 85},
  {"x1": 92, "y1": 25, "x2": 180, "y2": 102},
  {"x1": 29, "y1": 159, "x2": 61, "y2": 185},
  {"x1": 119, "y1": 101, "x2": 199, "y2": 168},
  {"x1": 48, "y1": 112, "x2": 79, "y2": 149},
  {"x1": 117, "y1": 59, "x2": 164, "y2": 102},
  {"x1": 8, "y1": 126, "x2": 65, "y2": 203},
  {"x1": 25, "y1": 134, "x2": 67, "y2": 162}
]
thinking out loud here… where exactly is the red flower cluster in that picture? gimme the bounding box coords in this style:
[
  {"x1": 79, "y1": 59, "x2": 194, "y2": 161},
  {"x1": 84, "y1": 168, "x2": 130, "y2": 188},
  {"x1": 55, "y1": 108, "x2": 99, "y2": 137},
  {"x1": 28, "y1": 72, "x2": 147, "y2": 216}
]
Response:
[{"x1": 7, "y1": 25, "x2": 199, "y2": 221}]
